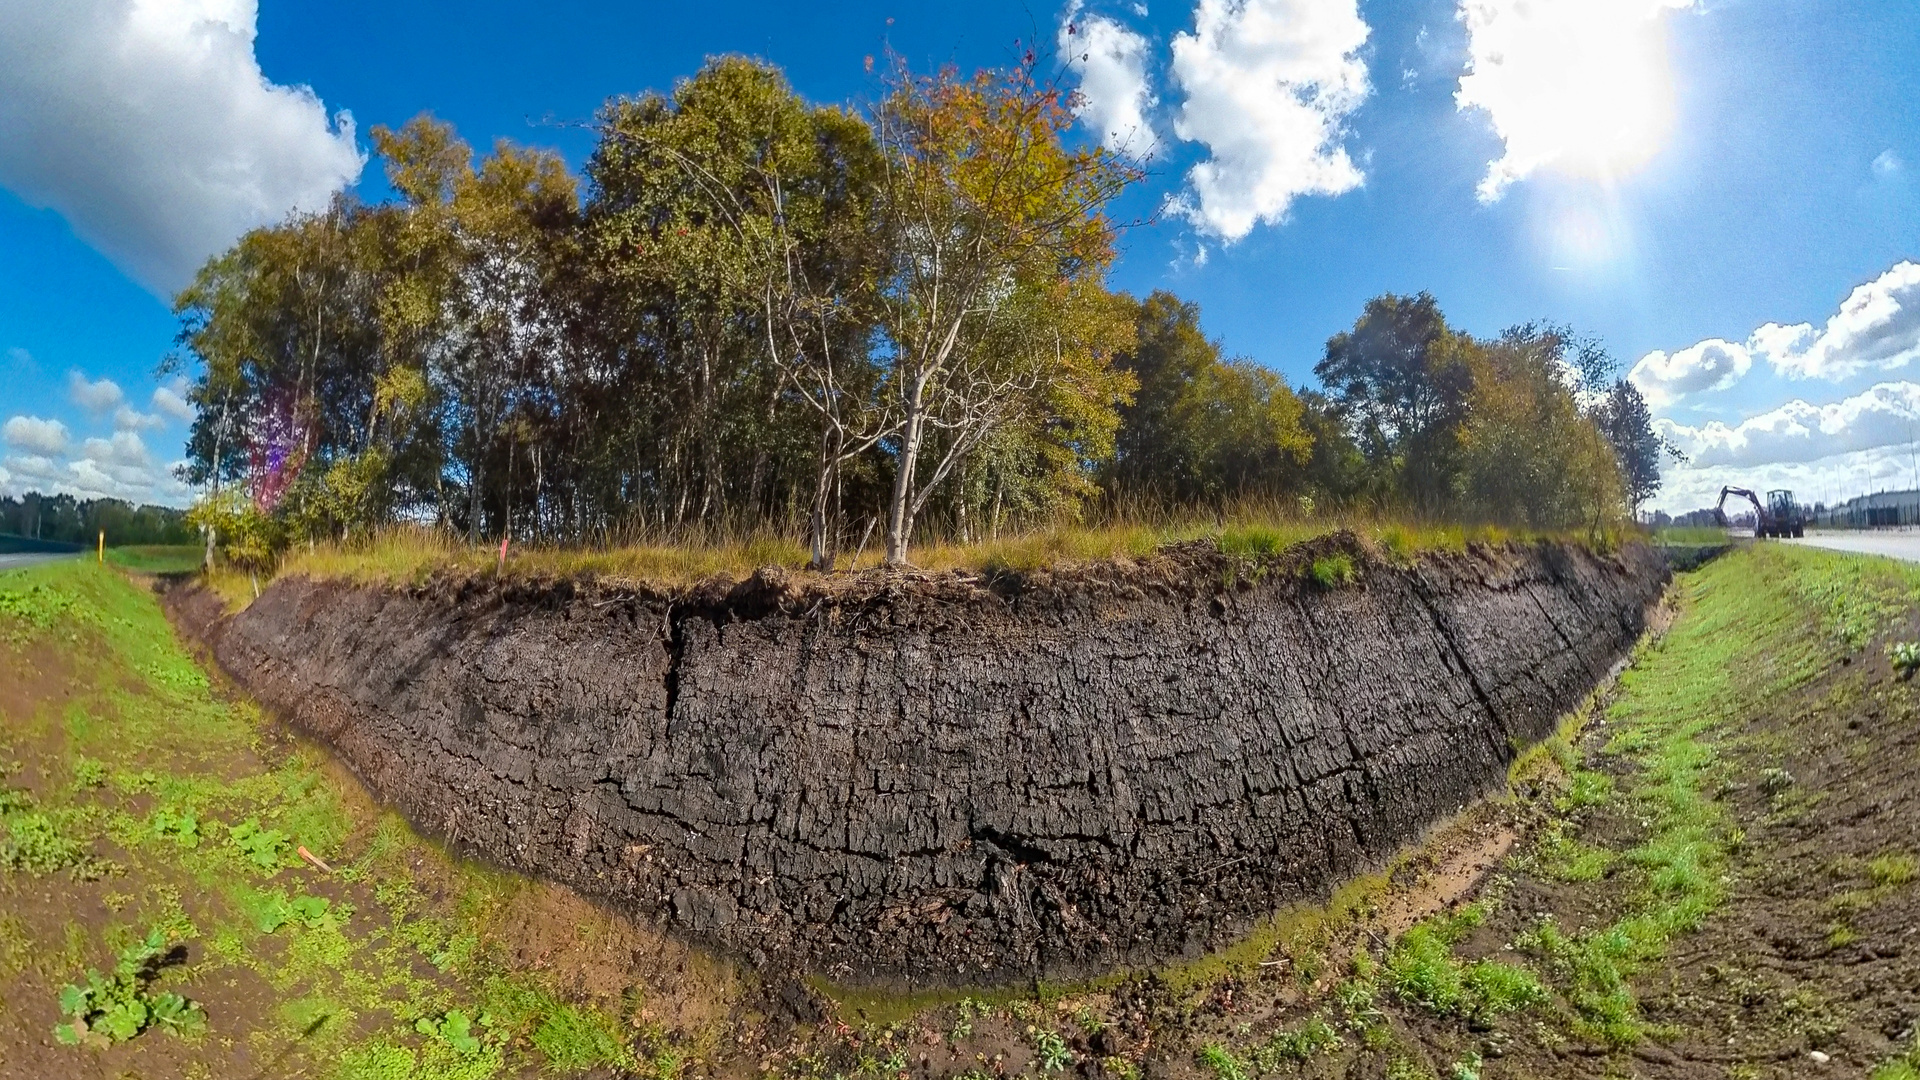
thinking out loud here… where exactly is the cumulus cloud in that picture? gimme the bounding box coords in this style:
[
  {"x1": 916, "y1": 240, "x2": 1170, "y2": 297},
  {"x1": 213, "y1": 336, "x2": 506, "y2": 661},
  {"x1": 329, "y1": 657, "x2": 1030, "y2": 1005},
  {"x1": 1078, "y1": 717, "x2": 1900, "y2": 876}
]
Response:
[
  {"x1": 1628, "y1": 338, "x2": 1751, "y2": 407},
  {"x1": 1659, "y1": 382, "x2": 1920, "y2": 470},
  {"x1": 0, "y1": 0, "x2": 366, "y2": 295},
  {"x1": 1060, "y1": 3, "x2": 1158, "y2": 158},
  {"x1": 1168, "y1": 0, "x2": 1370, "y2": 240},
  {"x1": 0, "y1": 428, "x2": 189, "y2": 504},
  {"x1": 152, "y1": 380, "x2": 197, "y2": 422},
  {"x1": 3, "y1": 415, "x2": 72, "y2": 456},
  {"x1": 1874, "y1": 149, "x2": 1903, "y2": 180},
  {"x1": 68, "y1": 371, "x2": 125, "y2": 415},
  {"x1": 1751, "y1": 262, "x2": 1920, "y2": 381},
  {"x1": 1456, "y1": 0, "x2": 1693, "y2": 202},
  {"x1": 114, "y1": 405, "x2": 167, "y2": 432}
]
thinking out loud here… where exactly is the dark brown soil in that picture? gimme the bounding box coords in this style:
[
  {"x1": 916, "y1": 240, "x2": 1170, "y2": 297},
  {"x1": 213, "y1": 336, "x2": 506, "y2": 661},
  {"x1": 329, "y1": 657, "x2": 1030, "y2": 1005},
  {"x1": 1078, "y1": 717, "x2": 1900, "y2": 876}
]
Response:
[{"x1": 179, "y1": 536, "x2": 1670, "y2": 987}]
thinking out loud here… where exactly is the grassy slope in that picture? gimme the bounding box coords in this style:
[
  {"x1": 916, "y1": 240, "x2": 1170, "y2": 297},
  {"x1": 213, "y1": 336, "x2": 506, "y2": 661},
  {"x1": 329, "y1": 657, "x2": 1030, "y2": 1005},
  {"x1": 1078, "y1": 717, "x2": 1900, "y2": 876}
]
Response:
[
  {"x1": 103, "y1": 546, "x2": 204, "y2": 575},
  {"x1": 0, "y1": 559, "x2": 728, "y2": 1079}
]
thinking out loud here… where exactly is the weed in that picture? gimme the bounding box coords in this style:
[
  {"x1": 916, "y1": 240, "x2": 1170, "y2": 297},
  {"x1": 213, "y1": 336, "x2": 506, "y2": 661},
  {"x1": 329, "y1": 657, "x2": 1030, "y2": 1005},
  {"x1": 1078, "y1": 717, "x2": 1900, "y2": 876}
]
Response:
[
  {"x1": 72, "y1": 757, "x2": 108, "y2": 788},
  {"x1": 53, "y1": 927, "x2": 204, "y2": 1047},
  {"x1": 1028, "y1": 1025, "x2": 1074, "y2": 1072},
  {"x1": 1869, "y1": 853, "x2": 1918, "y2": 888},
  {"x1": 530, "y1": 1000, "x2": 633, "y2": 1073},
  {"x1": 1197, "y1": 1043, "x2": 1249, "y2": 1080},
  {"x1": 1307, "y1": 553, "x2": 1356, "y2": 589},
  {"x1": 1872, "y1": 1034, "x2": 1920, "y2": 1080},
  {"x1": 1386, "y1": 1056, "x2": 1437, "y2": 1080},
  {"x1": 1888, "y1": 641, "x2": 1920, "y2": 676},
  {"x1": 1252, "y1": 1017, "x2": 1343, "y2": 1065},
  {"x1": 228, "y1": 817, "x2": 293, "y2": 871},
  {"x1": 415, "y1": 1008, "x2": 494, "y2": 1055},
  {"x1": 1758, "y1": 767, "x2": 1794, "y2": 796},
  {"x1": 1449, "y1": 1051, "x2": 1484, "y2": 1080},
  {"x1": 149, "y1": 807, "x2": 202, "y2": 848},
  {"x1": 1557, "y1": 769, "x2": 1614, "y2": 810},
  {"x1": 2, "y1": 811, "x2": 88, "y2": 875}
]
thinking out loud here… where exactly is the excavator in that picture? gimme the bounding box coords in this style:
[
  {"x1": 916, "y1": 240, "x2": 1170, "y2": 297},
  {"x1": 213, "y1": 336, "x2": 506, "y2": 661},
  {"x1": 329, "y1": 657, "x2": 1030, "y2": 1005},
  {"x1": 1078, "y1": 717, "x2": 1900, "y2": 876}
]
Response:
[{"x1": 1714, "y1": 486, "x2": 1811, "y2": 539}]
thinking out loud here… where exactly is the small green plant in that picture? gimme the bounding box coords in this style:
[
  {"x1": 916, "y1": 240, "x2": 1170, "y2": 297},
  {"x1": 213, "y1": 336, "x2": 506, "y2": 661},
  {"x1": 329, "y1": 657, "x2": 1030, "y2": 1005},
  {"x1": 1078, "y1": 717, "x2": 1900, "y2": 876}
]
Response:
[
  {"x1": 415, "y1": 1008, "x2": 492, "y2": 1055},
  {"x1": 1307, "y1": 553, "x2": 1357, "y2": 589},
  {"x1": 1252, "y1": 1017, "x2": 1343, "y2": 1065},
  {"x1": 3, "y1": 811, "x2": 87, "y2": 875},
  {"x1": 1759, "y1": 767, "x2": 1795, "y2": 796},
  {"x1": 1869, "y1": 853, "x2": 1918, "y2": 888},
  {"x1": 72, "y1": 758, "x2": 108, "y2": 788},
  {"x1": 1888, "y1": 640, "x2": 1920, "y2": 676},
  {"x1": 1100, "y1": 1056, "x2": 1140, "y2": 1080},
  {"x1": 1871, "y1": 1033, "x2": 1920, "y2": 1080},
  {"x1": 53, "y1": 928, "x2": 204, "y2": 1046},
  {"x1": 149, "y1": 808, "x2": 201, "y2": 848},
  {"x1": 245, "y1": 889, "x2": 349, "y2": 934},
  {"x1": 1029, "y1": 1026, "x2": 1074, "y2": 1072},
  {"x1": 1197, "y1": 1043, "x2": 1249, "y2": 1080},
  {"x1": 1386, "y1": 1056, "x2": 1438, "y2": 1080},
  {"x1": 1449, "y1": 1051, "x2": 1484, "y2": 1080},
  {"x1": 228, "y1": 818, "x2": 292, "y2": 870}
]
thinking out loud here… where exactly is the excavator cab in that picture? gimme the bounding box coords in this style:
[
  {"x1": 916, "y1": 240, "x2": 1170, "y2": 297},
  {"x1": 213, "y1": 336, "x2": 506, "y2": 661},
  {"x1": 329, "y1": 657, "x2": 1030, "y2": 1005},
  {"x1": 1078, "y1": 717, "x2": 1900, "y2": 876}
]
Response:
[{"x1": 1767, "y1": 490, "x2": 1796, "y2": 520}]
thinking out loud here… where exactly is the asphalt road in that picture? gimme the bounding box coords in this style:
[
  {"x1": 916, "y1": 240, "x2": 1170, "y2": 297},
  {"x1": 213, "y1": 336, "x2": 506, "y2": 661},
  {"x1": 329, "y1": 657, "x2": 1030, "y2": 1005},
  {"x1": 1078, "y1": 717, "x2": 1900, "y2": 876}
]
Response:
[
  {"x1": 0, "y1": 552, "x2": 78, "y2": 572},
  {"x1": 1787, "y1": 531, "x2": 1920, "y2": 564}
]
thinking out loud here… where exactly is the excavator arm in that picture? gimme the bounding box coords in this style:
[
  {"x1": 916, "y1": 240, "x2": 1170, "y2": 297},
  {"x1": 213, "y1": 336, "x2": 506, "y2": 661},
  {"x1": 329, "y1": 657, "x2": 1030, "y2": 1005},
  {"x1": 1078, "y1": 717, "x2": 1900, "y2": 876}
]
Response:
[{"x1": 1713, "y1": 486, "x2": 1765, "y2": 529}]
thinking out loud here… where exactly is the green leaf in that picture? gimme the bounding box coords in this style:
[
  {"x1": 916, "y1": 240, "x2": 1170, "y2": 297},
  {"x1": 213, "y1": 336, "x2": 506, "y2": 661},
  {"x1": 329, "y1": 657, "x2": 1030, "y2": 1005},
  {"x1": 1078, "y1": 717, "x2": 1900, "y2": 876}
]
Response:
[
  {"x1": 53, "y1": 1022, "x2": 81, "y2": 1046},
  {"x1": 58, "y1": 983, "x2": 87, "y2": 1016}
]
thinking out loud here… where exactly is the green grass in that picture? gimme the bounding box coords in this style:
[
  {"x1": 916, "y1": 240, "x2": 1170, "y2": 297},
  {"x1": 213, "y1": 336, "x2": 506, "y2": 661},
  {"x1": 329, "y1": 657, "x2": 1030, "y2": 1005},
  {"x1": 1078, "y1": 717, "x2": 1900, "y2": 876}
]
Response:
[
  {"x1": 0, "y1": 557, "x2": 700, "y2": 1076},
  {"x1": 1652, "y1": 526, "x2": 1729, "y2": 546},
  {"x1": 106, "y1": 545, "x2": 205, "y2": 575},
  {"x1": 1508, "y1": 544, "x2": 1919, "y2": 1048},
  {"x1": 245, "y1": 511, "x2": 1630, "y2": 601}
]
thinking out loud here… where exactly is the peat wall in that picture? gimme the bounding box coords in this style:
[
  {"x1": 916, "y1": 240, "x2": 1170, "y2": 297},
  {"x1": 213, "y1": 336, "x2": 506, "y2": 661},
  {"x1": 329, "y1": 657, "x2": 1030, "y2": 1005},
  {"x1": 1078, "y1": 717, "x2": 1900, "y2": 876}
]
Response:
[{"x1": 171, "y1": 536, "x2": 1668, "y2": 987}]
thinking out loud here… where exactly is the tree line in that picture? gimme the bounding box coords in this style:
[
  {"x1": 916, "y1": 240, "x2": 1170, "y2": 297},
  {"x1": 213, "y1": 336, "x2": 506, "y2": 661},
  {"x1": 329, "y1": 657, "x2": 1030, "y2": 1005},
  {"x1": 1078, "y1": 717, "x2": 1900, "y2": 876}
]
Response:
[
  {"x1": 0, "y1": 494, "x2": 192, "y2": 547},
  {"x1": 171, "y1": 53, "x2": 1664, "y2": 570}
]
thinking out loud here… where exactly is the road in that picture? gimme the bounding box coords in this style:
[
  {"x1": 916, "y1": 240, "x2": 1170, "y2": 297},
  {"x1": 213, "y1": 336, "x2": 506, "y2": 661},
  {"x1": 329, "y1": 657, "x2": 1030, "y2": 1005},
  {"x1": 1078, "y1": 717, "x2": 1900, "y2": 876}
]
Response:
[
  {"x1": 1787, "y1": 530, "x2": 1920, "y2": 564},
  {"x1": 0, "y1": 552, "x2": 78, "y2": 572}
]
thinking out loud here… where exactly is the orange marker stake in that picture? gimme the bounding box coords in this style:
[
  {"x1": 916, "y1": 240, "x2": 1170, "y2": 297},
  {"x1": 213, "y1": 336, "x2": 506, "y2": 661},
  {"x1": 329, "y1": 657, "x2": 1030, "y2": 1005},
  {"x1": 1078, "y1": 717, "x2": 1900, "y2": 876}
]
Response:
[
  {"x1": 97, "y1": 530, "x2": 104, "y2": 564},
  {"x1": 498, "y1": 532, "x2": 509, "y2": 575}
]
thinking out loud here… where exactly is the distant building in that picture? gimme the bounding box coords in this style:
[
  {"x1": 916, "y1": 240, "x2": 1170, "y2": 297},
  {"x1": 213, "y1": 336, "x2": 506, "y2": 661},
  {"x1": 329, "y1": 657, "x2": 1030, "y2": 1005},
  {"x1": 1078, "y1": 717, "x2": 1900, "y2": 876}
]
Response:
[{"x1": 1817, "y1": 489, "x2": 1920, "y2": 528}]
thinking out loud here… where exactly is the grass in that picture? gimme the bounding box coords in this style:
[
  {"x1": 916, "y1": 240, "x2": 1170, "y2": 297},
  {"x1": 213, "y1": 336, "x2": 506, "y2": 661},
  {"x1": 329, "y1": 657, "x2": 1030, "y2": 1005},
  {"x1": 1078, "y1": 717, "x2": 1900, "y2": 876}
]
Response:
[
  {"x1": 1652, "y1": 525, "x2": 1729, "y2": 546},
  {"x1": 0, "y1": 557, "x2": 719, "y2": 1076},
  {"x1": 243, "y1": 510, "x2": 1628, "y2": 602},
  {"x1": 1507, "y1": 544, "x2": 1916, "y2": 1048},
  {"x1": 105, "y1": 545, "x2": 205, "y2": 575}
]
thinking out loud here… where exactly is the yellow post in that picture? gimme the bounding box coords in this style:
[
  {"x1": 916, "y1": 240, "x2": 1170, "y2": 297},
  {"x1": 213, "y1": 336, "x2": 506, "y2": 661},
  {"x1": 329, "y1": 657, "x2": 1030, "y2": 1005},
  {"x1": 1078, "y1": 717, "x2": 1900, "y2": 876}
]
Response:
[{"x1": 98, "y1": 530, "x2": 104, "y2": 564}]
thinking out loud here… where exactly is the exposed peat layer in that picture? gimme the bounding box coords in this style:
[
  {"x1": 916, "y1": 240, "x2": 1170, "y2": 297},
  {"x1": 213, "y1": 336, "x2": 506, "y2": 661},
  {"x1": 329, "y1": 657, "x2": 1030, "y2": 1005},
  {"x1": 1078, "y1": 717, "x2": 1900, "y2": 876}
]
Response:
[{"x1": 168, "y1": 533, "x2": 1669, "y2": 989}]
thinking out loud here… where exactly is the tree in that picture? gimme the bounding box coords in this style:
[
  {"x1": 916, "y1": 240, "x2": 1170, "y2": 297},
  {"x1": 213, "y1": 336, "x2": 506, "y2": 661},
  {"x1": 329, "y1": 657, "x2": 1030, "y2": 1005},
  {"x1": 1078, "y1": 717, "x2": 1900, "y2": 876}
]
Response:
[
  {"x1": 870, "y1": 54, "x2": 1140, "y2": 565},
  {"x1": 1591, "y1": 378, "x2": 1665, "y2": 516},
  {"x1": 1455, "y1": 326, "x2": 1626, "y2": 532},
  {"x1": 591, "y1": 57, "x2": 889, "y2": 567},
  {"x1": 1106, "y1": 291, "x2": 1313, "y2": 505},
  {"x1": 1314, "y1": 293, "x2": 1473, "y2": 511}
]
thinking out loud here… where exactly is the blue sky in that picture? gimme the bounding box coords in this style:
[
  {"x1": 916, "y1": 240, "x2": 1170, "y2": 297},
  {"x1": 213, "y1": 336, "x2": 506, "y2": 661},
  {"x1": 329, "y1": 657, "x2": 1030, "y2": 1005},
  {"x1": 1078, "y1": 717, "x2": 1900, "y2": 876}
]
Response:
[{"x1": 0, "y1": 0, "x2": 1915, "y2": 512}]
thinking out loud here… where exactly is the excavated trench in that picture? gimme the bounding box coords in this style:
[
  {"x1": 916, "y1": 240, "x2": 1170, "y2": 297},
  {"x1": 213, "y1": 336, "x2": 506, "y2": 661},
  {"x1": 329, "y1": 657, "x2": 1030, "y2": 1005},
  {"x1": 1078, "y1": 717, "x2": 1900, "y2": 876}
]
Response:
[{"x1": 168, "y1": 534, "x2": 1669, "y2": 989}]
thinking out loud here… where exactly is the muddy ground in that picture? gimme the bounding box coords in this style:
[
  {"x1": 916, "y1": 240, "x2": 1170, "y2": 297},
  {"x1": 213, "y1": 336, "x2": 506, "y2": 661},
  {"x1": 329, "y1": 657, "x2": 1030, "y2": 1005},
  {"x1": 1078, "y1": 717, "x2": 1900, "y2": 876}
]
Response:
[{"x1": 2, "y1": 544, "x2": 1919, "y2": 1079}]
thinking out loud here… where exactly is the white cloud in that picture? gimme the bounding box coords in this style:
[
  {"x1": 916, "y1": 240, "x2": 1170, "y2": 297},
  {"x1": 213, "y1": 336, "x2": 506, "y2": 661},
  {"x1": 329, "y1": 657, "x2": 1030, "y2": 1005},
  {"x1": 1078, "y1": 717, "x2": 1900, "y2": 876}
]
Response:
[
  {"x1": 1, "y1": 428, "x2": 189, "y2": 505},
  {"x1": 68, "y1": 370, "x2": 126, "y2": 414},
  {"x1": 152, "y1": 380, "x2": 197, "y2": 422},
  {"x1": 1874, "y1": 149, "x2": 1903, "y2": 180},
  {"x1": 5, "y1": 346, "x2": 31, "y2": 370},
  {"x1": 3, "y1": 415, "x2": 72, "y2": 456},
  {"x1": 1628, "y1": 338, "x2": 1751, "y2": 407},
  {"x1": 1660, "y1": 382, "x2": 1920, "y2": 470},
  {"x1": 115, "y1": 405, "x2": 167, "y2": 432},
  {"x1": 1752, "y1": 262, "x2": 1920, "y2": 381},
  {"x1": 0, "y1": 0, "x2": 366, "y2": 295},
  {"x1": 1060, "y1": 3, "x2": 1158, "y2": 159},
  {"x1": 1168, "y1": 0, "x2": 1371, "y2": 240},
  {"x1": 1456, "y1": 0, "x2": 1693, "y2": 202}
]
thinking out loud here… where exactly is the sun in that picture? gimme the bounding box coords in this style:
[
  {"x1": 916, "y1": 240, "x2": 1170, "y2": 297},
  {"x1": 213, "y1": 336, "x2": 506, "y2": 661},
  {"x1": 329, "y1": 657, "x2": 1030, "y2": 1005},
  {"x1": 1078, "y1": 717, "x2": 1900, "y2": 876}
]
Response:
[{"x1": 1459, "y1": 0, "x2": 1691, "y2": 201}]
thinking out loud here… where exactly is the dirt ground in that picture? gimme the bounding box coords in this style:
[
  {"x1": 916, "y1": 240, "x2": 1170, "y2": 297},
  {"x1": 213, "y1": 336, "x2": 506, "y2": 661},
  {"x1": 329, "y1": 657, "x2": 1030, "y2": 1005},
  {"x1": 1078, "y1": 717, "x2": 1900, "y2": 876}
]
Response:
[{"x1": 4, "y1": 543, "x2": 1920, "y2": 1079}]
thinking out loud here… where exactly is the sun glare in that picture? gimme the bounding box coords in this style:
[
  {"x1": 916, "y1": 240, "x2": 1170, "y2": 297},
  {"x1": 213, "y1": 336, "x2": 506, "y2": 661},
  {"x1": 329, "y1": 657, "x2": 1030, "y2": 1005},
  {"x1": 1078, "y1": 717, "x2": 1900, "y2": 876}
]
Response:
[{"x1": 1459, "y1": 0, "x2": 1690, "y2": 201}]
